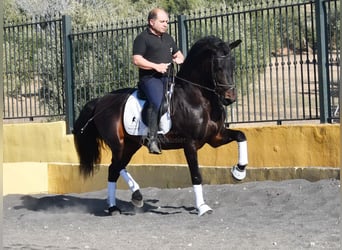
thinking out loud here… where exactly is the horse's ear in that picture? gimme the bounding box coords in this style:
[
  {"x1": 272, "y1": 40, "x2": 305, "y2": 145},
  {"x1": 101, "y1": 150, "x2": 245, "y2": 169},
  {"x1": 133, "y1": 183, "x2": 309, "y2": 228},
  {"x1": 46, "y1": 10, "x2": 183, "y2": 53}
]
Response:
[{"x1": 228, "y1": 39, "x2": 242, "y2": 50}]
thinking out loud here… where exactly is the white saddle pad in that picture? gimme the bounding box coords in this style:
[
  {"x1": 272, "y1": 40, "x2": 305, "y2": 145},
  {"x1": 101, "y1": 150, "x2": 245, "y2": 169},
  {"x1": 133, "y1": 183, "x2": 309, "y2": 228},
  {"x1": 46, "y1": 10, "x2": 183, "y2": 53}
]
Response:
[{"x1": 123, "y1": 90, "x2": 172, "y2": 136}]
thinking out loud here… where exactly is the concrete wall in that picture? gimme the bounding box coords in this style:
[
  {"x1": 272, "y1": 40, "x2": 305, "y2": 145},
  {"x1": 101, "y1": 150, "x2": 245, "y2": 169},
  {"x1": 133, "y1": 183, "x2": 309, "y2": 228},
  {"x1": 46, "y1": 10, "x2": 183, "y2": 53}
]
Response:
[{"x1": 3, "y1": 121, "x2": 340, "y2": 194}]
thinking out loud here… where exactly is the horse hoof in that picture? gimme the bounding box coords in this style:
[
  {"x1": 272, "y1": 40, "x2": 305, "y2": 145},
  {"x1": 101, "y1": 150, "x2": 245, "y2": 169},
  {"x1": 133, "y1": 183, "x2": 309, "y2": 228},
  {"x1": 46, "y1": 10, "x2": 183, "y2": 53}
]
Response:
[
  {"x1": 108, "y1": 206, "x2": 121, "y2": 215},
  {"x1": 131, "y1": 190, "x2": 144, "y2": 208},
  {"x1": 231, "y1": 165, "x2": 246, "y2": 181},
  {"x1": 148, "y1": 141, "x2": 162, "y2": 154},
  {"x1": 197, "y1": 204, "x2": 213, "y2": 216}
]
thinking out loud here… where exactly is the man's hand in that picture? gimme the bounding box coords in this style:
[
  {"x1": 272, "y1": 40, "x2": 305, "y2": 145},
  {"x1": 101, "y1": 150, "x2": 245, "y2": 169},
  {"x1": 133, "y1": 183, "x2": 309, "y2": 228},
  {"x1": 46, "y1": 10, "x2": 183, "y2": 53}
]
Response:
[
  {"x1": 154, "y1": 63, "x2": 170, "y2": 74},
  {"x1": 133, "y1": 55, "x2": 170, "y2": 73},
  {"x1": 172, "y1": 51, "x2": 185, "y2": 65},
  {"x1": 173, "y1": 57, "x2": 183, "y2": 64}
]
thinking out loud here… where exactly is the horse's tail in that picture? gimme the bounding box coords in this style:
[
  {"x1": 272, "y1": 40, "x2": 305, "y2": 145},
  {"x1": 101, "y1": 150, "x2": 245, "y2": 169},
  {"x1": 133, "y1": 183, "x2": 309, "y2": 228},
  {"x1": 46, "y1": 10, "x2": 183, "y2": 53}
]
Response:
[{"x1": 73, "y1": 98, "x2": 101, "y2": 178}]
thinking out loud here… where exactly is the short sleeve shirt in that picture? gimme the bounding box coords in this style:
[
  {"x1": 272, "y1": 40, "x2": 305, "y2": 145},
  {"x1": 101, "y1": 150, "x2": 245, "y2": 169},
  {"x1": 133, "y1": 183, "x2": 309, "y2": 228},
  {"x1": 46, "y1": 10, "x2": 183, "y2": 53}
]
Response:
[{"x1": 133, "y1": 28, "x2": 179, "y2": 78}]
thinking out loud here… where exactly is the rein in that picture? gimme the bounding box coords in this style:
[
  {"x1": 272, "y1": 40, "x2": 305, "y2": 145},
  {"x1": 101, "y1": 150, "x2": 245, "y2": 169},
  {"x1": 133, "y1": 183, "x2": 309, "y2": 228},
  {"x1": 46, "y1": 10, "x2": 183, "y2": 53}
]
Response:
[
  {"x1": 174, "y1": 53, "x2": 235, "y2": 95},
  {"x1": 174, "y1": 75, "x2": 217, "y2": 93}
]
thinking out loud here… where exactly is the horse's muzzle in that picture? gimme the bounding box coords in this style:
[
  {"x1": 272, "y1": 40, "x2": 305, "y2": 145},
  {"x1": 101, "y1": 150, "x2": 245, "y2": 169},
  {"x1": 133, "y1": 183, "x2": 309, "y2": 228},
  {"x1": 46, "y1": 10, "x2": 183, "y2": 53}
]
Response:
[{"x1": 222, "y1": 87, "x2": 236, "y2": 106}]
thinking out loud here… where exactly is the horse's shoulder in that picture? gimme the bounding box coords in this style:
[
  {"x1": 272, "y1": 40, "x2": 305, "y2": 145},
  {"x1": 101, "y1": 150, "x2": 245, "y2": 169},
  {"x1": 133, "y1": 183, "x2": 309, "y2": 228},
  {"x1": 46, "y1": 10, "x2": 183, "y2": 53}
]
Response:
[{"x1": 174, "y1": 85, "x2": 209, "y2": 107}]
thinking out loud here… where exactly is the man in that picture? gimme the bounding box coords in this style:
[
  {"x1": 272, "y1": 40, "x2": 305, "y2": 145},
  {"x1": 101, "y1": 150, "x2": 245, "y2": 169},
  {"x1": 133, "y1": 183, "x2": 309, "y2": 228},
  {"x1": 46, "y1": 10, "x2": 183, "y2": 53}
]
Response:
[{"x1": 132, "y1": 7, "x2": 184, "y2": 154}]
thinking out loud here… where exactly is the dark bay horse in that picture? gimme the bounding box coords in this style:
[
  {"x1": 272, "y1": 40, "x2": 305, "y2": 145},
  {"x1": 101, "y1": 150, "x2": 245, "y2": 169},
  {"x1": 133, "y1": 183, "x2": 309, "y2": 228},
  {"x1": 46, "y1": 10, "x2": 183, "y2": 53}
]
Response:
[{"x1": 73, "y1": 36, "x2": 248, "y2": 216}]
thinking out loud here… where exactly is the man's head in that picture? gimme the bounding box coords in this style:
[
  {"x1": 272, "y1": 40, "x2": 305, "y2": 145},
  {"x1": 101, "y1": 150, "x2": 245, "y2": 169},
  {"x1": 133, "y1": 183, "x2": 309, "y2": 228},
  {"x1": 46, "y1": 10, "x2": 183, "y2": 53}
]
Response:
[{"x1": 148, "y1": 8, "x2": 169, "y2": 36}]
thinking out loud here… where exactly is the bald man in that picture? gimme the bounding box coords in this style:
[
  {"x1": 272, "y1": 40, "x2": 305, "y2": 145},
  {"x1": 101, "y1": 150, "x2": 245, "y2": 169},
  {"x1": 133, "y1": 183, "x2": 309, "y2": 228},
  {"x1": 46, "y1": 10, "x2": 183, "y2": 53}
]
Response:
[{"x1": 132, "y1": 7, "x2": 184, "y2": 154}]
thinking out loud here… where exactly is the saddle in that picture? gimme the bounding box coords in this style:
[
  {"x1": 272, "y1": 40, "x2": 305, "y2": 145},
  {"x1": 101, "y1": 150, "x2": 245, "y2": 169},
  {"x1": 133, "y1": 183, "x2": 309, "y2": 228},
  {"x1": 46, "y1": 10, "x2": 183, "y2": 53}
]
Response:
[{"x1": 123, "y1": 82, "x2": 174, "y2": 136}]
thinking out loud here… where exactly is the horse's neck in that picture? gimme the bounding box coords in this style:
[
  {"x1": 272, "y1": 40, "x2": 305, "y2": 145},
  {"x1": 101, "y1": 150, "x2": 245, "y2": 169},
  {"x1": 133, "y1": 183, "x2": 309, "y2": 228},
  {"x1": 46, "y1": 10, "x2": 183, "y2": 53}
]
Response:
[
  {"x1": 202, "y1": 90, "x2": 225, "y2": 122},
  {"x1": 173, "y1": 81, "x2": 225, "y2": 122}
]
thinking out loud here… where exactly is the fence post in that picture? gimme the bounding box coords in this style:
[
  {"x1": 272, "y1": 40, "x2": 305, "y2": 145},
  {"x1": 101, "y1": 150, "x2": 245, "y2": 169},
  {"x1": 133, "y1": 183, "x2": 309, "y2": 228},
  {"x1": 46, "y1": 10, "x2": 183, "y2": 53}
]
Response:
[
  {"x1": 62, "y1": 15, "x2": 74, "y2": 133},
  {"x1": 315, "y1": 0, "x2": 331, "y2": 123},
  {"x1": 0, "y1": 1, "x2": 3, "y2": 125},
  {"x1": 177, "y1": 15, "x2": 187, "y2": 57}
]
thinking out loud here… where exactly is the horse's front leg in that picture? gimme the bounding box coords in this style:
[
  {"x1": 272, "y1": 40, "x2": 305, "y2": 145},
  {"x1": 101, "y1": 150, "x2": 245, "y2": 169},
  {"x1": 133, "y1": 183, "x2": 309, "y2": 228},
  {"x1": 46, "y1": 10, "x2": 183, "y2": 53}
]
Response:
[
  {"x1": 228, "y1": 129, "x2": 248, "y2": 181},
  {"x1": 209, "y1": 128, "x2": 248, "y2": 181},
  {"x1": 231, "y1": 138, "x2": 248, "y2": 180},
  {"x1": 184, "y1": 143, "x2": 213, "y2": 216}
]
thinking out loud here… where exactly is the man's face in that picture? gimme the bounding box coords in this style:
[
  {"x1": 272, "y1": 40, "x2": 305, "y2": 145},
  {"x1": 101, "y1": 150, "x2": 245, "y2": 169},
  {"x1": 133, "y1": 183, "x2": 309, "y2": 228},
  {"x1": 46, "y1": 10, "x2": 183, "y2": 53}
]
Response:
[{"x1": 150, "y1": 10, "x2": 169, "y2": 35}]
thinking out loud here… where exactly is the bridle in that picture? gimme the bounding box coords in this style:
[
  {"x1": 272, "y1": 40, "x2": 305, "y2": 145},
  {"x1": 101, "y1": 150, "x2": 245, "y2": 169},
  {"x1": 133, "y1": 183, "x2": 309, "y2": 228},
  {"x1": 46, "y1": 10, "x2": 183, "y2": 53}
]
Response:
[
  {"x1": 211, "y1": 54, "x2": 236, "y2": 94},
  {"x1": 174, "y1": 53, "x2": 236, "y2": 97}
]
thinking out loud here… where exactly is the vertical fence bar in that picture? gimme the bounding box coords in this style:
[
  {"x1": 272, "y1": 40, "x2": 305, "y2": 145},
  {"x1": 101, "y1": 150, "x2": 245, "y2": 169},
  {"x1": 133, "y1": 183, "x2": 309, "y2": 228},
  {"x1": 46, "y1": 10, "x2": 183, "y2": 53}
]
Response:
[
  {"x1": 340, "y1": 10, "x2": 342, "y2": 123},
  {"x1": 57, "y1": 20, "x2": 64, "y2": 115},
  {"x1": 0, "y1": 3, "x2": 3, "y2": 125},
  {"x1": 177, "y1": 15, "x2": 187, "y2": 57},
  {"x1": 315, "y1": 0, "x2": 330, "y2": 123},
  {"x1": 62, "y1": 15, "x2": 74, "y2": 134}
]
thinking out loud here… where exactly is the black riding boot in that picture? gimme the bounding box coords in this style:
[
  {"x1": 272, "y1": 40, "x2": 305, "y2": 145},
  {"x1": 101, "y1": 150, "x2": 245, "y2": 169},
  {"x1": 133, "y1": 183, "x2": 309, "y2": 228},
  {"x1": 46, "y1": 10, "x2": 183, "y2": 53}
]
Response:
[{"x1": 146, "y1": 106, "x2": 161, "y2": 154}]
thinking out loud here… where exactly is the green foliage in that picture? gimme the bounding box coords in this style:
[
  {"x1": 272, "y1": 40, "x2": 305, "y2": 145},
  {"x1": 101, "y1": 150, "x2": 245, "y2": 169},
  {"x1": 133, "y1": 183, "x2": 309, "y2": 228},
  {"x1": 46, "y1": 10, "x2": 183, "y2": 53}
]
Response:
[
  {"x1": 326, "y1": 0, "x2": 341, "y2": 49},
  {"x1": 3, "y1": 18, "x2": 64, "y2": 117},
  {"x1": 72, "y1": 29, "x2": 141, "y2": 111},
  {"x1": 3, "y1": 0, "x2": 341, "y2": 119},
  {"x1": 4, "y1": 0, "x2": 26, "y2": 23}
]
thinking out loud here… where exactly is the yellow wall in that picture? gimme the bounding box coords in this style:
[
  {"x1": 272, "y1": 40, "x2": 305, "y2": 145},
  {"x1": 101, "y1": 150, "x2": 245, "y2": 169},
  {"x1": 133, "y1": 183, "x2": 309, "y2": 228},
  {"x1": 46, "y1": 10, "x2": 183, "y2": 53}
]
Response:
[
  {"x1": 3, "y1": 162, "x2": 49, "y2": 194},
  {"x1": 3, "y1": 121, "x2": 340, "y2": 195},
  {"x1": 3, "y1": 122, "x2": 78, "y2": 163},
  {"x1": 3, "y1": 121, "x2": 340, "y2": 167}
]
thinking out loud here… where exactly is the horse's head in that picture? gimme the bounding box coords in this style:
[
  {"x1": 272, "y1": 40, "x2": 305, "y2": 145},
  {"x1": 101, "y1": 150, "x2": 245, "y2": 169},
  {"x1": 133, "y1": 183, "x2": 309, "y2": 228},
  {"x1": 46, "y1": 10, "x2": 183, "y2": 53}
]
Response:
[
  {"x1": 211, "y1": 39, "x2": 241, "y2": 105},
  {"x1": 178, "y1": 36, "x2": 241, "y2": 106}
]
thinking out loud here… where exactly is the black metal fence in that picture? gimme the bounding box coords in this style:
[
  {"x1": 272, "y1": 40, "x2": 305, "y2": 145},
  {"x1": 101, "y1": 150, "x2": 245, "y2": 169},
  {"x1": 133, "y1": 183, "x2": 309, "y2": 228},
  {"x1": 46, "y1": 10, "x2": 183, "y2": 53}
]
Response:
[
  {"x1": 3, "y1": 18, "x2": 64, "y2": 120},
  {"x1": 3, "y1": 0, "x2": 340, "y2": 132}
]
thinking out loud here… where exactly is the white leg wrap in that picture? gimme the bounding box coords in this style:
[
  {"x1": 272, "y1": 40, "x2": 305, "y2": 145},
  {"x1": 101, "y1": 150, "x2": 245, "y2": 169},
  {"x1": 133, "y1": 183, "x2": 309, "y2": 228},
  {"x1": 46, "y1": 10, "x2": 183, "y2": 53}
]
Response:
[
  {"x1": 238, "y1": 141, "x2": 248, "y2": 166},
  {"x1": 107, "y1": 182, "x2": 116, "y2": 207},
  {"x1": 120, "y1": 169, "x2": 140, "y2": 192},
  {"x1": 193, "y1": 184, "x2": 205, "y2": 208},
  {"x1": 193, "y1": 185, "x2": 213, "y2": 216}
]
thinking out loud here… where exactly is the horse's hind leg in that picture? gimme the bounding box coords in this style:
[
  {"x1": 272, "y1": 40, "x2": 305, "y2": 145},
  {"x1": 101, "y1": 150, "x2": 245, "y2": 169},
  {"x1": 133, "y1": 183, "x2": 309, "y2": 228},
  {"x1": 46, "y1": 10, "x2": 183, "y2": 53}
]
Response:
[
  {"x1": 119, "y1": 169, "x2": 143, "y2": 207},
  {"x1": 107, "y1": 141, "x2": 142, "y2": 214},
  {"x1": 107, "y1": 169, "x2": 142, "y2": 214},
  {"x1": 107, "y1": 181, "x2": 120, "y2": 215}
]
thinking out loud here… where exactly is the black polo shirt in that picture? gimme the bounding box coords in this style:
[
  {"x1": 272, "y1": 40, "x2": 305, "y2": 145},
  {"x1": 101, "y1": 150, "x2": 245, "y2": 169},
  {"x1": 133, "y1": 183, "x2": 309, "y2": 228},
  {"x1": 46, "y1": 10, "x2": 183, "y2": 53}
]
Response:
[{"x1": 133, "y1": 28, "x2": 179, "y2": 78}]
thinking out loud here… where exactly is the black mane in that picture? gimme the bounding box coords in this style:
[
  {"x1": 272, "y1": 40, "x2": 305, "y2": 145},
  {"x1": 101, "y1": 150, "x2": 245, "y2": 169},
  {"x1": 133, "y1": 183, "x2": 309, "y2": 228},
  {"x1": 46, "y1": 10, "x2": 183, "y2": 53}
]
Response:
[{"x1": 177, "y1": 36, "x2": 229, "y2": 82}]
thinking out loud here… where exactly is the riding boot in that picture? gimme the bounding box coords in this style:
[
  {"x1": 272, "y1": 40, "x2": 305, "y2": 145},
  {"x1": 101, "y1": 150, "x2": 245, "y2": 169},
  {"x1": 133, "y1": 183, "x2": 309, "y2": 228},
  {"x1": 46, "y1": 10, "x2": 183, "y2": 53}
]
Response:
[{"x1": 146, "y1": 106, "x2": 162, "y2": 154}]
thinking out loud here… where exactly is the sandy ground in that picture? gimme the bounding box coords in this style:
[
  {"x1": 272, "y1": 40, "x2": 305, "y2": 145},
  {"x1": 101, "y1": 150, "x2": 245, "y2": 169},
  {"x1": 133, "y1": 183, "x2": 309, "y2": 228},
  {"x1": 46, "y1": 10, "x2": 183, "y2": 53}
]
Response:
[{"x1": 3, "y1": 178, "x2": 341, "y2": 250}]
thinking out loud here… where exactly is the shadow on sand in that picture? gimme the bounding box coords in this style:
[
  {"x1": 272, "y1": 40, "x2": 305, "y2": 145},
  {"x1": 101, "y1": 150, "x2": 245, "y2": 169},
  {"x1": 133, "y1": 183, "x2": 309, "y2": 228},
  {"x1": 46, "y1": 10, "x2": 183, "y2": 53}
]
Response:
[{"x1": 12, "y1": 195, "x2": 196, "y2": 216}]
